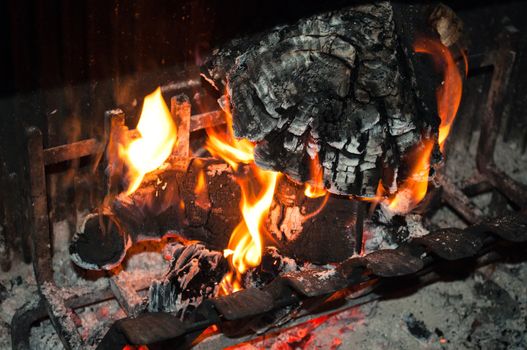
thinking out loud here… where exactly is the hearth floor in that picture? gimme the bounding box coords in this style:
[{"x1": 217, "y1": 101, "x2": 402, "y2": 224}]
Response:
[{"x1": 1, "y1": 239, "x2": 526, "y2": 349}]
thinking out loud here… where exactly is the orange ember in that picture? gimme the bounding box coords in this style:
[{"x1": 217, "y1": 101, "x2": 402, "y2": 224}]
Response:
[
  {"x1": 122, "y1": 345, "x2": 149, "y2": 350},
  {"x1": 304, "y1": 152, "x2": 327, "y2": 198},
  {"x1": 207, "y1": 96, "x2": 279, "y2": 295},
  {"x1": 119, "y1": 87, "x2": 177, "y2": 195},
  {"x1": 414, "y1": 38, "x2": 463, "y2": 151}
]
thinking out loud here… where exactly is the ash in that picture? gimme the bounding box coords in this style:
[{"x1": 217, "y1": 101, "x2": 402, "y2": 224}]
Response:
[{"x1": 1, "y1": 218, "x2": 171, "y2": 349}]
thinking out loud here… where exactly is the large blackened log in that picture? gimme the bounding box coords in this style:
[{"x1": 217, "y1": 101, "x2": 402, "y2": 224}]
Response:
[{"x1": 202, "y1": 2, "x2": 439, "y2": 198}]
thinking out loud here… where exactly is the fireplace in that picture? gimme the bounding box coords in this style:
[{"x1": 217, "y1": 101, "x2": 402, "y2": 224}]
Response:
[{"x1": 1, "y1": 1, "x2": 527, "y2": 349}]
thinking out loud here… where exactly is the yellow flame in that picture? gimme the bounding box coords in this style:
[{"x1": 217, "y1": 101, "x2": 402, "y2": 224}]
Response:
[
  {"x1": 385, "y1": 140, "x2": 434, "y2": 214},
  {"x1": 207, "y1": 95, "x2": 279, "y2": 295},
  {"x1": 120, "y1": 87, "x2": 177, "y2": 195},
  {"x1": 205, "y1": 100, "x2": 254, "y2": 170}
]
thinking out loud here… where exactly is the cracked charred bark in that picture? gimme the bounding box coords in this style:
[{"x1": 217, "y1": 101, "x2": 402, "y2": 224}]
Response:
[{"x1": 203, "y1": 2, "x2": 438, "y2": 197}]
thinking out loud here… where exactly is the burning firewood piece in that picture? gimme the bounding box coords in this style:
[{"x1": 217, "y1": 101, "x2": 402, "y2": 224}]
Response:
[
  {"x1": 70, "y1": 212, "x2": 130, "y2": 271},
  {"x1": 146, "y1": 242, "x2": 228, "y2": 319},
  {"x1": 70, "y1": 158, "x2": 242, "y2": 270},
  {"x1": 268, "y1": 176, "x2": 365, "y2": 263},
  {"x1": 71, "y1": 159, "x2": 366, "y2": 270},
  {"x1": 202, "y1": 2, "x2": 441, "y2": 198}
]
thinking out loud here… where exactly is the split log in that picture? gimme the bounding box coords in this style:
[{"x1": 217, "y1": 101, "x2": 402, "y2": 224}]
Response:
[
  {"x1": 70, "y1": 159, "x2": 363, "y2": 270},
  {"x1": 70, "y1": 158, "x2": 241, "y2": 270},
  {"x1": 202, "y1": 2, "x2": 440, "y2": 197},
  {"x1": 146, "y1": 242, "x2": 227, "y2": 319},
  {"x1": 268, "y1": 176, "x2": 364, "y2": 263}
]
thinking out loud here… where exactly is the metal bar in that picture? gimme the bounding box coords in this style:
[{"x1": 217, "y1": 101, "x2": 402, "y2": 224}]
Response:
[
  {"x1": 26, "y1": 127, "x2": 54, "y2": 284},
  {"x1": 437, "y1": 173, "x2": 483, "y2": 224},
  {"x1": 11, "y1": 274, "x2": 156, "y2": 349},
  {"x1": 105, "y1": 109, "x2": 127, "y2": 198},
  {"x1": 26, "y1": 127, "x2": 86, "y2": 349},
  {"x1": 476, "y1": 29, "x2": 527, "y2": 209},
  {"x1": 189, "y1": 110, "x2": 225, "y2": 132},
  {"x1": 171, "y1": 94, "x2": 191, "y2": 158},
  {"x1": 109, "y1": 270, "x2": 144, "y2": 316},
  {"x1": 43, "y1": 138, "x2": 100, "y2": 165},
  {"x1": 39, "y1": 110, "x2": 226, "y2": 167}
]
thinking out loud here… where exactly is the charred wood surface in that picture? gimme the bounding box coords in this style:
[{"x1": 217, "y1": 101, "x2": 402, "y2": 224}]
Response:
[
  {"x1": 71, "y1": 159, "x2": 362, "y2": 270},
  {"x1": 71, "y1": 158, "x2": 241, "y2": 270},
  {"x1": 203, "y1": 2, "x2": 438, "y2": 197},
  {"x1": 147, "y1": 242, "x2": 227, "y2": 319}
]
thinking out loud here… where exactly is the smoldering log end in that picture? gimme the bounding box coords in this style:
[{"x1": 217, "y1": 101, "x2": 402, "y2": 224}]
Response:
[{"x1": 70, "y1": 213, "x2": 128, "y2": 270}]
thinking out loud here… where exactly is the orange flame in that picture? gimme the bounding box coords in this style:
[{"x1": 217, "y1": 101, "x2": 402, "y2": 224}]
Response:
[
  {"x1": 205, "y1": 100, "x2": 254, "y2": 170},
  {"x1": 385, "y1": 140, "x2": 434, "y2": 214},
  {"x1": 206, "y1": 96, "x2": 279, "y2": 295},
  {"x1": 120, "y1": 87, "x2": 177, "y2": 195},
  {"x1": 304, "y1": 153, "x2": 327, "y2": 198},
  {"x1": 218, "y1": 270, "x2": 241, "y2": 295},
  {"x1": 195, "y1": 169, "x2": 206, "y2": 195},
  {"x1": 379, "y1": 39, "x2": 463, "y2": 214},
  {"x1": 414, "y1": 38, "x2": 463, "y2": 151}
]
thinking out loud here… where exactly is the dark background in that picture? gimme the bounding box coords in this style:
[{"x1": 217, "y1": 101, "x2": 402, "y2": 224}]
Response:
[{"x1": 1, "y1": 0, "x2": 526, "y2": 264}]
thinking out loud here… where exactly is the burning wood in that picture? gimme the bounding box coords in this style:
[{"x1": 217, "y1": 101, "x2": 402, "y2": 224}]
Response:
[
  {"x1": 71, "y1": 12, "x2": 465, "y2": 286},
  {"x1": 147, "y1": 242, "x2": 228, "y2": 318},
  {"x1": 64, "y1": 5, "x2": 472, "y2": 349},
  {"x1": 202, "y1": 2, "x2": 442, "y2": 199},
  {"x1": 70, "y1": 158, "x2": 364, "y2": 270},
  {"x1": 70, "y1": 158, "x2": 242, "y2": 270}
]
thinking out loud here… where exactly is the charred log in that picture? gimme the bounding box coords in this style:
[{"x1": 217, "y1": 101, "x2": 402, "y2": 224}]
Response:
[
  {"x1": 268, "y1": 176, "x2": 364, "y2": 263},
  {"x1": 146, "y1": 242, "x2": 227, "y2": 319},
  {"x1": 70, "y1": 158, "x2": 241, "y2": 270},
  {"x1": 71, "y1": 160, "x2": 363, "y2": 270},
  {"x1": 203, "y1": 2, "x2": 439, "y2": 198}
]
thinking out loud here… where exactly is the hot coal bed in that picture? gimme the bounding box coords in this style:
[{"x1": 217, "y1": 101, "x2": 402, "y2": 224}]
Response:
[{"x1": 1, "y1": 1, "x2": 527, "y2": 349}]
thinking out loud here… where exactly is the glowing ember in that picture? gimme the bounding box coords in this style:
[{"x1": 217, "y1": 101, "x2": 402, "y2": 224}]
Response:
[
  {"x1": 206, "y1": 96, "x2": 279, "y2": 295},
  {"x1": 304, "y1": 153, "x2": 327, "y2": 198},
  {"x1": 414, "y1": 38, "x2": 463, "y2": 151},
  {"x1": 120, "y1": 87, "x2": 177, "y2": 195}
]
